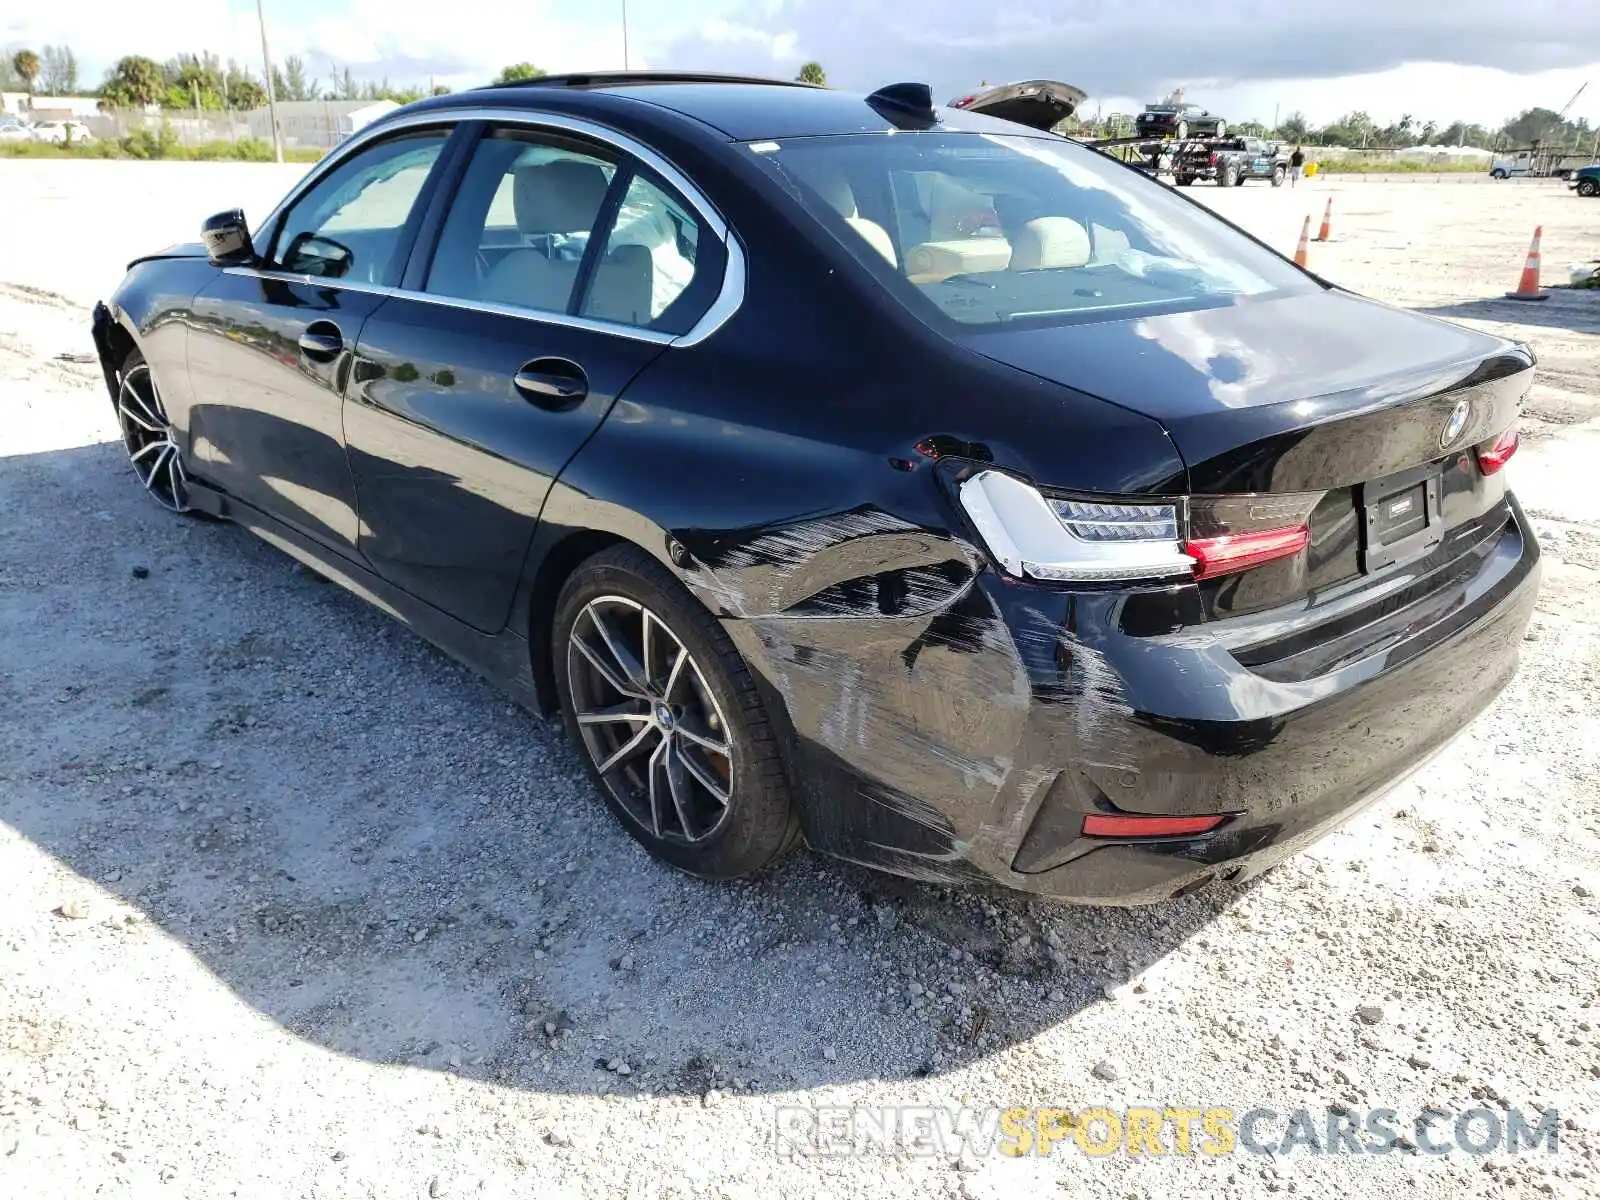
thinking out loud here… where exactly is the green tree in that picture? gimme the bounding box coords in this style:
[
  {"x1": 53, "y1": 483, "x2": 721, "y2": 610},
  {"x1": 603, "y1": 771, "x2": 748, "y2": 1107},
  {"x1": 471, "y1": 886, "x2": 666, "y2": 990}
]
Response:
[
  {"x1": 326, "y1": 66, "x2": 361, "y2": 100},
  {"x1": 40, "y1": 45, "x2": 78, "y2": 94},
  {"x1": 1500, "y1": 107, "x2": 1571, "y2": 148},
  {"x1": 1275, "y1": 111, "x2": 1309, "y2": 142},
  {"x1": 494, "y1": 63, "x2": 545, "y2": 85},
  {"x1": 796, "y1": 61, "x2": 825, "y2": 86},
  {"x1": 271, "y1": 54, "x2": 315, "y2": 102},
  {"x1": 100, "y1": 55, "x2": 167, "y2": 109},
  {"x1": 228, "y1": 78, "x2": 267, "y2": 110},
  {"x1": 11, "y1": 49, "x2": 40, "y2": 93},
  {"x1": 431, "y1": 84, "x2": 452, "y2": 96}
]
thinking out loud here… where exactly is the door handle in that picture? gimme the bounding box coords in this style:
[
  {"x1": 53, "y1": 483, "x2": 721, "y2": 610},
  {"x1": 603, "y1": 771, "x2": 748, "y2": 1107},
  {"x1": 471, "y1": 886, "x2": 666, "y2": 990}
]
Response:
[
  {"x1": 513, "y1": 358, "x2": 588, "y2": 410},
  {"x1": 298, "y1": 322, "x2": 343, "y2": 362}
]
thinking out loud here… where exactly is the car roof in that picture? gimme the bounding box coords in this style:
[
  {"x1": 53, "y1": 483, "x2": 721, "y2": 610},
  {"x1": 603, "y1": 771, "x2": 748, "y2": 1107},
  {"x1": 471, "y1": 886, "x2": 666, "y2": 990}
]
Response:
[{"x1": 405, "y1": 72, "x2": 1044, "y2": 142}]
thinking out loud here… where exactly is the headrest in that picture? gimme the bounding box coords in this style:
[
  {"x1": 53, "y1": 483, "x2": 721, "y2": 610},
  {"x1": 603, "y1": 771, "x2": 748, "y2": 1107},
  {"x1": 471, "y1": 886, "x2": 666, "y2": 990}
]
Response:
[
  {"x1": 1010, "y1": 216, "x2": 1091, "y2": 271},
  {"x1": 512, "y1": 160, "x2": 610, "y2": 235},
  {"x1": 811, "y1": 172, "x2": 859, "y2": 219}
]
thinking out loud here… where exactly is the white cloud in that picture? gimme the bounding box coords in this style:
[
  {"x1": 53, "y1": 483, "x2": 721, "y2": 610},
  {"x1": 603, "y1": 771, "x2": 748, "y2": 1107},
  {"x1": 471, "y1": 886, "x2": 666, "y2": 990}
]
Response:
[
  {"x1": 6, "y1": 0, "x2": 1599, "y2": 130},
  {"x1": 657, "y1": 0, "x2": 1600, "y2": 127}
]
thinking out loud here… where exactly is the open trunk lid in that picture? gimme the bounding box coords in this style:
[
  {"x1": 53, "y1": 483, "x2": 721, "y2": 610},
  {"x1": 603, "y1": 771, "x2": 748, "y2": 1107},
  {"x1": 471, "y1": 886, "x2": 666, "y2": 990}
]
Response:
[{"x1": 948, "y1": 80, "x2": 1087, "y2": 131}]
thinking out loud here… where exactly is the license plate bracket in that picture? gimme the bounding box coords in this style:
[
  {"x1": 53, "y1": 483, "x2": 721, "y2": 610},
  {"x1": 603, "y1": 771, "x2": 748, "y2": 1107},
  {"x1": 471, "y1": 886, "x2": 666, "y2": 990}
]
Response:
[{"x1": 1359, "y1": 461, "x2": 1445, "y2": 573}]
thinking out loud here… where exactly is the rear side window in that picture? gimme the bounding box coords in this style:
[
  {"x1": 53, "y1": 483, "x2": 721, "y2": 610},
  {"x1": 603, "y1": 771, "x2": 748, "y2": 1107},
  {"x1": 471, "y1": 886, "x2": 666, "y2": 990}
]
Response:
[
  {"x1": 270, "y1": 131, "x2": 449, "y2": 286},
  {"x1": 423, "y1": 129, "x2": 725, "y2": 335},
  {"x1": 424, "y1": 130, "x2": 619, "y2": 316},
  {"x1": 581, "y1": 170, "x2": 717, "y2": 332},
  {"x1": 751, "y1": 132, "x2": 1318, "y2": 329}
]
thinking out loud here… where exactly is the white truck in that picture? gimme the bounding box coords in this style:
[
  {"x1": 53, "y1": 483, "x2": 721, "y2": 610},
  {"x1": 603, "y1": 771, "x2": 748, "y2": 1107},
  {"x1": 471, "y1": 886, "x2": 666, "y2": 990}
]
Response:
[{"x1": 1489, "y1": 147, "x2": 1598, "y2": 180}]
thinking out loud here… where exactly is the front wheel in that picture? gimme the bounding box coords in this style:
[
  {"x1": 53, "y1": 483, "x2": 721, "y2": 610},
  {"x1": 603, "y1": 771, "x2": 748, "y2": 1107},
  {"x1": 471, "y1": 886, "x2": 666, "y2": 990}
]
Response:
[
  {"x1": 1578, "y1": 179, "x2": 1599, "y2": 197},
  {"x1": 553, "y1": 544, "x2": 798, "y2": 880},
  {"x1": 1491, "y1": 169, "x2": 1508, "y2": 180},
  {"x1": 1175, "y1": 175, "x2": 1194, "y2": 186},
  {"x1": 1175, "y1": 121, "x2": 1188, "y2": 141},
  {"x1": 114, "y1": 353, "x2": 192, "y2": 514},
  {"x1": 1213, "y1": 121, "x2": 1227, "y2": 139}
]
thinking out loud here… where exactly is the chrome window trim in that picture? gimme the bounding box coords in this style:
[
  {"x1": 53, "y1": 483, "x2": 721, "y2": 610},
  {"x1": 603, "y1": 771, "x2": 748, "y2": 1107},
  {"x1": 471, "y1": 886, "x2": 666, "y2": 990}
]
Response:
[{"x1": 247, "y1": 106, "x2": 741, "y2": 346}]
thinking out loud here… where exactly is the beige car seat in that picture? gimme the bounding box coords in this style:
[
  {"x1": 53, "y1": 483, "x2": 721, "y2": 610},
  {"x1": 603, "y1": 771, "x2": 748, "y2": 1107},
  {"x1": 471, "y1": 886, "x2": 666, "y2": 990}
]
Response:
[{"x1": 811, "y1": 172, "x2": 898, "y2": 266}]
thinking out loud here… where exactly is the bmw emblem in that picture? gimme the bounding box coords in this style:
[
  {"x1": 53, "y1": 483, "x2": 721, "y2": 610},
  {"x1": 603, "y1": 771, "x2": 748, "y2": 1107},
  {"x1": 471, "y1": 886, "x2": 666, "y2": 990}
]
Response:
[{"x1": 1440, "y1": 399, "x2": 1470, "y2": 448}]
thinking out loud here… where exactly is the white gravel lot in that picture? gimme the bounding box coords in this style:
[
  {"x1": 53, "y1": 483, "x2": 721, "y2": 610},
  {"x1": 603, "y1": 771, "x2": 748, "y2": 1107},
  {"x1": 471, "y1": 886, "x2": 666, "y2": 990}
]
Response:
[{"x1": 1, "y1": 161, "x2": 1598, "y2": 1200}]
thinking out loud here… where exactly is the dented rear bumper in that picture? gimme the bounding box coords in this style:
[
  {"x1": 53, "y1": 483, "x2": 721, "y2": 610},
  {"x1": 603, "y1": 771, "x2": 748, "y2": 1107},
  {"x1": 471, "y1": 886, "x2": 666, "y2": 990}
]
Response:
[{"x1": 728, "y1": 499, "x2": 1541, "y2": 905}]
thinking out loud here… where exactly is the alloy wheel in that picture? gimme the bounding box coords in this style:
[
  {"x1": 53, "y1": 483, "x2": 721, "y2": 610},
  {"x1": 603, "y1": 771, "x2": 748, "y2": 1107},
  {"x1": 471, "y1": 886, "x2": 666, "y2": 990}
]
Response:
[
  {"x1": 116, "y1": 363, "x2": 188, "y2": 512},
  {"x1": 566, "y1": 595, "x2": 735, "y2": 844}
]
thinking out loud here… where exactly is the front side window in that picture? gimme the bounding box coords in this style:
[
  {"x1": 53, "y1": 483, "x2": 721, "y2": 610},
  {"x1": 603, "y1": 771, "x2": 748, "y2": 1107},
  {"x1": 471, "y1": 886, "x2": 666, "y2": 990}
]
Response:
[
  {"x1": 270, "y1": 131, "x2": 449, "y2": 286},
  {"x1": 425, "y1": 130, "x2": 618, "y2": 315},
  {"x1": 751, "y1": 132, "x2": 1318, "y2": 329}
]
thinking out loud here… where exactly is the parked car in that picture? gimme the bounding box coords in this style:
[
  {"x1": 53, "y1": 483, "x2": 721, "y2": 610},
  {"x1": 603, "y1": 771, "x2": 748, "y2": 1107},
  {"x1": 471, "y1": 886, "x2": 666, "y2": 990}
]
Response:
[
  {"x1": 1571, "y1": 164, "x2": 1600, "y2": 197},
  {"x1": 1136, "y1": 102, "x2": 1225, "y2": 141},
  {"x1": 1174, "y1": 137, "x2": 1288, "y2": 186},
  {"x1": 0, "y1": 117, "x2": 33, "y2": 142},
  {"x1": 30, "y1": 120, "x2": 93, "y2": 144},
  {"x1": 93, "y1": 72, "x2": 1539, "y2": 905}
]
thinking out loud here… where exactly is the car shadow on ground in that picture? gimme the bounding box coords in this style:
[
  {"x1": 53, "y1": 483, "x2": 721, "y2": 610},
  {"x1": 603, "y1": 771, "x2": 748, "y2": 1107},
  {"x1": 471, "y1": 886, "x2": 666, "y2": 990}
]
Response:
[
  {"x1": 1420, "y1": 291, "x2": 1600, "y2": 334},
  {"x1": 0, "y1": 439, "x2": 1253, "y2": 1100}
]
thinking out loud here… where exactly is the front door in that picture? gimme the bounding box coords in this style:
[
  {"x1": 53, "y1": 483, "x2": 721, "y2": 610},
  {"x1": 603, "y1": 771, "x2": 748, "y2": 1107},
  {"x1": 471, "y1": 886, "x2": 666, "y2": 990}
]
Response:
[
  {"x1": 186, "y1": 128, "x2": 454, "y2": 555},
  {"x1": 344, "y1": 124, "x2": 723, "y2": 633}
]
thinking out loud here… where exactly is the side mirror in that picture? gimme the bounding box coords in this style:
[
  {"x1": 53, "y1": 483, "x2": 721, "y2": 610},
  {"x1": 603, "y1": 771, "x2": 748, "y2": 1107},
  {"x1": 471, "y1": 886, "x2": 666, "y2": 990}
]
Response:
[
  {"x1": 201, "y1": 209, "x2": 256, "y2": 267},
  {"x1": 281, "y1": 231, "x2": 354, "y2": 279}
]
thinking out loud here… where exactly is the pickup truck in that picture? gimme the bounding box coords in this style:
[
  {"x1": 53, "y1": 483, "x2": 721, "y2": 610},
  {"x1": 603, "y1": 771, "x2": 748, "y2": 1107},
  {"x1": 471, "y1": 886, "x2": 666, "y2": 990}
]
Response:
[{"x1": 1173, "y1": 137, "x2": 1288, "y2": 187}]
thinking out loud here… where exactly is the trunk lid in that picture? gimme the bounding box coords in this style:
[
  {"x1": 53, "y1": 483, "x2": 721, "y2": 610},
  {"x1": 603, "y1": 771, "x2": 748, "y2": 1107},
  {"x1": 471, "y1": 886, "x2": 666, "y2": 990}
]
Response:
[
  {"x1": 948, "y1": 80, "x2": 1087, "y2": 131},
  {"x1": 968, "y1": 289, "x2": 1533, "y2": 625},
  {"x1": 968, "y1": 290, "x2": 1530, "y2": 493}
]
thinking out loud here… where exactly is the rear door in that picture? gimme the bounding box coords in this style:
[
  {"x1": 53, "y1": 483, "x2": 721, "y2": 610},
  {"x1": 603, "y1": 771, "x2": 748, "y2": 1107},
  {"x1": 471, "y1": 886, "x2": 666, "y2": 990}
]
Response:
[
  {"x1": 344, "y1": 121, "x2": 728, "y2": 632},
  {"x1": 186, "y1": 127, "x2": 456, "y2": 554}
]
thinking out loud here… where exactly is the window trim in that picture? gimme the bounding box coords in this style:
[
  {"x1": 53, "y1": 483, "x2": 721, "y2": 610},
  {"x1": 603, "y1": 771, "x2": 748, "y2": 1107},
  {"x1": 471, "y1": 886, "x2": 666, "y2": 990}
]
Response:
[{"x1": 228, "y1": 106, "x2": 745, "y2": 348}]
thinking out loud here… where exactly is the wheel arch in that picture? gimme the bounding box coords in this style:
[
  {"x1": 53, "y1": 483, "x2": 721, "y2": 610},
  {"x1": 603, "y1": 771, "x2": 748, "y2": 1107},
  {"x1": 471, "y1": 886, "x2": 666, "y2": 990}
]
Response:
[{"x1": 524, "y1": 527, "x2": 632, "y2": 715}]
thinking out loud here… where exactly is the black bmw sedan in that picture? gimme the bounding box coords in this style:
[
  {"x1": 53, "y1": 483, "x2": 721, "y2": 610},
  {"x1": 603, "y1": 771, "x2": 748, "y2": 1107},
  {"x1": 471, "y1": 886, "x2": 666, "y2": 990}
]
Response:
[{"x1": 92, "y1": 73, "x2": 1539, "y2": 905}]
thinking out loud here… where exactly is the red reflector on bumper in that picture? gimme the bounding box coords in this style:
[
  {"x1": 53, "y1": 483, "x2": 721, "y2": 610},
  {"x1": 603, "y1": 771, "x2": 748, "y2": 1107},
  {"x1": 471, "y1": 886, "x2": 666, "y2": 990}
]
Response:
[
  {"x1": 1476, "y1": 428, "x2": 1519, "y2": 475},
  {"x1": 1081, "y1": 813, "x2": 1226, "y2": 838},
  {"x1": 1184, "y1": 525, "x2": 1310, "y2": 581}
]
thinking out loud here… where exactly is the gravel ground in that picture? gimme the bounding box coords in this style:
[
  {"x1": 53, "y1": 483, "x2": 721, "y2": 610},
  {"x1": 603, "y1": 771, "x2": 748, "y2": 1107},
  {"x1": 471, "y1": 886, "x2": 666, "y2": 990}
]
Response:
[{"x1": 2, "y1": 163, "x2": 1598, "y2": 1200}]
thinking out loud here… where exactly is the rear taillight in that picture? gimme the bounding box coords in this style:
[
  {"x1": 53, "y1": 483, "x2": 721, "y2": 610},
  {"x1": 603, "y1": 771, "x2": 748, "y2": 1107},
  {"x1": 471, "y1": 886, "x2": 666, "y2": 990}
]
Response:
[
  {"x1": 957, "y1": 471, "x2": 1323, "y2": 586},
  {"x1": 1185, "y1": 526, "x2": 1311, "y2": 581},
  {"x1": 1476, "y1": 426, "x2": 1519, "y2": 475},
  {"x1": 1207, "y1": 152, "x2": 1218, "y2": 165},
  {"x1": 1182, "y1": 492, "x2": 1322, "y2": 581}
]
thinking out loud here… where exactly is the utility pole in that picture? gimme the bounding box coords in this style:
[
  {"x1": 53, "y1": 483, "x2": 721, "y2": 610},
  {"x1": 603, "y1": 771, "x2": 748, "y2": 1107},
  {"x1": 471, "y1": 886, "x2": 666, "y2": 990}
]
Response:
[
  {"x1": 256, "y1": 0, "x2": 284, "y2": 162},
  {"x1": 621, "y1": 0, "x2": 630, "y2": 70}
]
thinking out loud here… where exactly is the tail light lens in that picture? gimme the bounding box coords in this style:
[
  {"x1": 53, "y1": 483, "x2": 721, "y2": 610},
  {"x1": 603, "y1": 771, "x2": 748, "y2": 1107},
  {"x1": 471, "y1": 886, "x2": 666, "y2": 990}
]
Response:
[
  {"x1": 958, "y1": 470, "x2": 1322, "y2": 585},
  {"x1": 1207, "y1": 152, "x2": 1218, "y2": 165},
  {"x1": 1476, "y1": 426, "x2": 1519, "y2": 475}
]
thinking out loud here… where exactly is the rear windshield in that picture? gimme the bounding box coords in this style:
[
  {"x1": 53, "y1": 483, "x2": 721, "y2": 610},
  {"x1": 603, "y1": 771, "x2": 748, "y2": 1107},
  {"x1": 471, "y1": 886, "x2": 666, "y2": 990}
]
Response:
[{"x1": 749, "y1": 132, "x2": 1317, "y2": 329}]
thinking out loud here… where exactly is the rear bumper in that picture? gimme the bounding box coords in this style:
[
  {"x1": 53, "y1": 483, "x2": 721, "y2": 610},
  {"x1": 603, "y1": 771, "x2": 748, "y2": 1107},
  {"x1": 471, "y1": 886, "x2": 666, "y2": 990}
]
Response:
[{"x1": 756, "y1": 498, "x2": 1540, "y2": 905}]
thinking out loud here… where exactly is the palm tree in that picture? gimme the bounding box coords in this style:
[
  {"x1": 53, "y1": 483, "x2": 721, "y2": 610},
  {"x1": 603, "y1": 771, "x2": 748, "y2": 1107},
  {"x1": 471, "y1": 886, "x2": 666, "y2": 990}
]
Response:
[
  {"x1": 796, "y1": 62, "x2": 825, "y2": 86},
  {"x1": 12, "y1": 49, "x2": 41, "y2": 94}
]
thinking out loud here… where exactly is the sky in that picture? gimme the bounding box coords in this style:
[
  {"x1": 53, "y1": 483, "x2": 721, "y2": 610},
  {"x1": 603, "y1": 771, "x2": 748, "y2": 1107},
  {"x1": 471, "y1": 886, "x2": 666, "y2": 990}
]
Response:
[{"x1": 4, "y1": 0, "x2": 1600, "y2": 130}]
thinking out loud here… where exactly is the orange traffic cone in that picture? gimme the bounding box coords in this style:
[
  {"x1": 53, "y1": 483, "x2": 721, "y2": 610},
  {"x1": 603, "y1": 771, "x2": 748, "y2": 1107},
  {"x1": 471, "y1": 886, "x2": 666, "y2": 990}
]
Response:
[
  {"x1": 1505, "y1": 226, "x2": 1548, "y2": 301},
  {"x1": 1293, "y1": 215, "x2": 1311, "y2": 268},
  {"x1": 1314, "y1": 197, "x2": 1333, "y2": 242}
]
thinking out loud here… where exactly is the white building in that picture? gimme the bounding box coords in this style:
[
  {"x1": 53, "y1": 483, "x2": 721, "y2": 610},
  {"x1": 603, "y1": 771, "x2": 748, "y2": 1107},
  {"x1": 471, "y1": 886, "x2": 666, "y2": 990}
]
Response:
[{"x1": 2, "y1": 92, "x2": 104, "y2": 119}]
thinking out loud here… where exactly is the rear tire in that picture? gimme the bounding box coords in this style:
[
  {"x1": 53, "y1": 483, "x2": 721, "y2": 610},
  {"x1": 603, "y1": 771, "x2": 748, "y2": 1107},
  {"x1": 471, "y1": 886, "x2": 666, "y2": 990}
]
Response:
[
  {"x1": 1176, "y1": 175, "x2": 1193, "y2": 187},
  {"x1": 1491, "y1": 169, "x2": 1508, "y2": 180},
  {"x1": 1271, "y1": 166, "x2": 1285, "y2": 187},
  {"x1": 552, "y1": 544, "x2": 798, "y2": 880},
  {"x1": 1214, "y1": 121, "x2": 1227, "y2": 139},
  {"x1": 1220, "y1": 163, "x2": 1238, "y2": 187}
]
